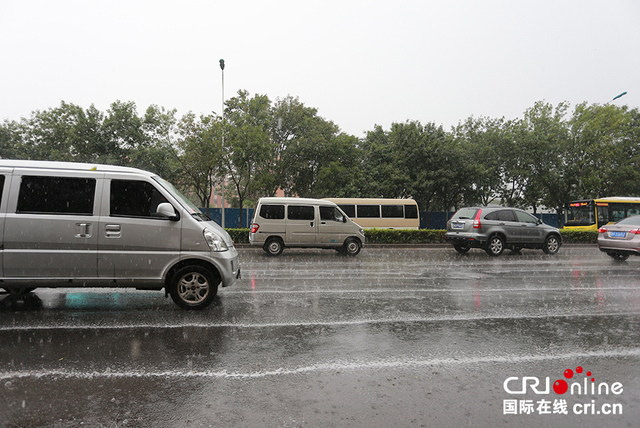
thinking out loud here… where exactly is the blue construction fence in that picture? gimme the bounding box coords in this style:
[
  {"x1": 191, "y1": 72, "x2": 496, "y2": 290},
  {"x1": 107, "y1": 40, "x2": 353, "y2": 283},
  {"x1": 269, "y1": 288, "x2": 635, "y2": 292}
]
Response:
[{"x1": 201, "y1": 208, "x2": 560, "y2": 229}]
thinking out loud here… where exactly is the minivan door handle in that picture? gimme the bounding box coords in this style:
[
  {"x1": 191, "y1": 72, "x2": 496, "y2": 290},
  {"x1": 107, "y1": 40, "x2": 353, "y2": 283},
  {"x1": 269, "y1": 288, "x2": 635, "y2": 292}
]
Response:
[
  {"x1": 105, "y1": 224, "x2": 122, "y2": 238},
  {"x1": 75, "y1": 223, "x2": 92, "y2": 238},
  {"x1": 310, "y1": 222, "x2": 314, "y2": 227}
]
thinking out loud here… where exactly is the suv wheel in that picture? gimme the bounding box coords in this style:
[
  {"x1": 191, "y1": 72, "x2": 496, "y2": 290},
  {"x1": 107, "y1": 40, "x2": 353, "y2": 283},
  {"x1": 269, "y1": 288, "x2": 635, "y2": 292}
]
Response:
[
  {"x1": 542, "y1": 235, "x2": 560, "y2": 255},
  {"x1": 485, "y1": 235, "x2": 504, "y2": 257}
]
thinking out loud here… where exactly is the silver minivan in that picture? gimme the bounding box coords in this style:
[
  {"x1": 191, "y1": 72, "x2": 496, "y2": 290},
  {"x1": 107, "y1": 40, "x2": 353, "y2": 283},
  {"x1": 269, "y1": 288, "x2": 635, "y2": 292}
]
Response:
[
  {"x1": 249, "y1": 197, "x2": 365, "y2": 256},
  {"x1": 0, "y1": 160, "x2": 240, "y2": 309}
]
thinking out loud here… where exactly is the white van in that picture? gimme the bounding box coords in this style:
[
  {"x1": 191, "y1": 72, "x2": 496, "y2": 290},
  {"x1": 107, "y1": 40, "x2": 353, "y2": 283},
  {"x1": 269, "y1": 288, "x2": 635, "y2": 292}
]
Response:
[
  {"x1": 0, "y1": 160, "x2": 240, "y2": 309},
  {"x1": 249, "y1": 197, "x2": 365, "y2": 256}
]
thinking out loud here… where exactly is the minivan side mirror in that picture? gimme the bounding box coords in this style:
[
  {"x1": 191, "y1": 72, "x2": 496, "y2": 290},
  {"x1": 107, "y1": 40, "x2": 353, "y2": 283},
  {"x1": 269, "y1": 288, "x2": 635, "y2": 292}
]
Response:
[{"x1": 157, "y1": 202, "x2": 180, "y2": 221}]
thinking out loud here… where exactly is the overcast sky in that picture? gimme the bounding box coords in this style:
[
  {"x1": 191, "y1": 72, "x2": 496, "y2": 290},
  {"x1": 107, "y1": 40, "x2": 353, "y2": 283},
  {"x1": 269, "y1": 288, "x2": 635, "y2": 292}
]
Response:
[{"x1": 1, "y1": 0, "x2": 639, "y2": 136}]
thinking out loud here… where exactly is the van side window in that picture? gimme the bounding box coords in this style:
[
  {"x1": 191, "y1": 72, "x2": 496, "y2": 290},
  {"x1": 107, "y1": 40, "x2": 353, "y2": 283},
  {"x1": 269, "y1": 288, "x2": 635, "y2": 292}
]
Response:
[
  {"x1": 381, "y1": 205, "x2": 403, "y2": 218},
  {"x1": 17, "y1": 176, "x2": 95, "y2": 215},
  {"x1": 357, "y1": 205, "x2": 380, "y2": 218},
  {"x1": 288, "y1": 205, "x2": 314, "y2": 220},
  {"x1": 320, "y1": 206, "x2": 344, "y2": 222},
  {"x1": 260, "y1": 204, "x2": 285, "y2": 219},
  {"x1": 111, "y1": 179, "x2": 168, "y2": 218}
]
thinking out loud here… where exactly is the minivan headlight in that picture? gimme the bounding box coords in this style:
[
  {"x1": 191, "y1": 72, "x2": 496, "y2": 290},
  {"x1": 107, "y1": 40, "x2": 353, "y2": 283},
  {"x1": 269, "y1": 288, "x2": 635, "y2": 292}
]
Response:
[{"x1": 204, "y1": 229, "x2": 228, "y2": 252}]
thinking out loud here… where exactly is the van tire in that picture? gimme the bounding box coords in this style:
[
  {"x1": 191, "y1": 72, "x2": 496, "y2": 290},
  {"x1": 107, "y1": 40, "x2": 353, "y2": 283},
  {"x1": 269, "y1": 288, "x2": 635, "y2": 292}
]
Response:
[
  {"x1": 264, "y1": 238, "x2": 284, "y2": 256},
  {"x1": 343, "y1": 238, "x2": 361, "y2": 256},
  {"x1": 169, "y1": 265, "x2": 219, "y2": 310}
]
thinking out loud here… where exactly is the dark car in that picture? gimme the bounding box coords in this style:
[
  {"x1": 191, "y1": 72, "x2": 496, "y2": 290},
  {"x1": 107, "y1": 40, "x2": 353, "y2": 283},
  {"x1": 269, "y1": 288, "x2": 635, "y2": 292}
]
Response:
[
  {"x1": 597, "y1": 215, "x2": 640, "y2": 261},
  {"x1": 445, "y1": 207, "x2": 562, "y2": 256}
]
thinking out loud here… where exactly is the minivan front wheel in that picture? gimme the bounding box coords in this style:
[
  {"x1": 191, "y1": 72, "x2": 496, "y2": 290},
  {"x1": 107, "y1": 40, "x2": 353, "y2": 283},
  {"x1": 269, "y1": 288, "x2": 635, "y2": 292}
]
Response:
[
  {"x1": 169, "y1": 266, "x2": 219, "y2": 310},
  {"x1": 485, "y1": 235, "x2": 505, "y2": 257},
  {"x1": 264, "y1": 237, "x2": 284, "y2": 256},
  {"x1": 542, "y1": 235, "x2": 560, "y2": 255},
  {"x1": 343, "y1": 238, "x2": 361, "y2": 256}
]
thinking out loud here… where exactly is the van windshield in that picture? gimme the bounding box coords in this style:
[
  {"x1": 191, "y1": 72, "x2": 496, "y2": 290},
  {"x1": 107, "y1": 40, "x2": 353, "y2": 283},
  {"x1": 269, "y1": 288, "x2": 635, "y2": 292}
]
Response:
[{"x1": 153, "y1": 176, "x2": 211, "y2": 221}]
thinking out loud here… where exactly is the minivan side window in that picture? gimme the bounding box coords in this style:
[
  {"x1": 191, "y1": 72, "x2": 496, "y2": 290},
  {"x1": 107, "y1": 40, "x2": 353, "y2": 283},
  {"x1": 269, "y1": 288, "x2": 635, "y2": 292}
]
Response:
[
  {"x1": 320, "y1": 206, "x2": 344, "y2": 222},
  {"x1": 0, "y1": 176, "x2": 4, "y2": 205},
  {"x1": 110, "y1": 179, "x2": 168, "y2": 218},
  {"x1": 288, "y1": 205, "x2": 314, "y2": 220},
  {"x1": 17, "y1": 176, "x2": 95, "y2": 215},
  {"x1": 260, "y1": 204, "x2": 285, "y2": 219}
]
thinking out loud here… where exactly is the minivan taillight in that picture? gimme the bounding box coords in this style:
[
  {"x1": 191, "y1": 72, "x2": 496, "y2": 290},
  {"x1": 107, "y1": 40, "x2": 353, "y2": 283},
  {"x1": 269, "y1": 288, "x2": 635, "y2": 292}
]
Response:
[
  {"x1": 473, "y1": 209, "x2": 482, "y2": 229},
  {"x1": 251, "y1": 223, "x2": 260, "y2": 234}
]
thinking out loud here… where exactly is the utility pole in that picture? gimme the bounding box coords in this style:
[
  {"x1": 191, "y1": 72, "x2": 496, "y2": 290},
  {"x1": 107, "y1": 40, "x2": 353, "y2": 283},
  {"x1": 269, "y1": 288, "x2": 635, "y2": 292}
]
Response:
[{"x1": 219, "y1": 59, "x2": 226, "y2": 228}]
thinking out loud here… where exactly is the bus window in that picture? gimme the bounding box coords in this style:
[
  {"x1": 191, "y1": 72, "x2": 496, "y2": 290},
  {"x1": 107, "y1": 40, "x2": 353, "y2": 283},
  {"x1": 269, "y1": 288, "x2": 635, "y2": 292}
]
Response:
[
  {"x1": 338, "y1": 204, "x2": 356, "y2": 218},
  {"x1": 381, "y1": 205, "x2": 403, "y2": 218},
  {"x1": 357, "y1": 205, "x2": 380, "y2": 218},
  {"x1": 404, "y1": 204, "x2": 418, "y2": 219}
]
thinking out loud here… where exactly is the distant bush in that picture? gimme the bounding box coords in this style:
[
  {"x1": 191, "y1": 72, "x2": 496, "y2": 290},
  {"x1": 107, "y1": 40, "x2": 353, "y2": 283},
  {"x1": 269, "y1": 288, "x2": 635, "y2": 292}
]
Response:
[
  {"x1": 227, "y1": 228, "x2": 250, "y2": 244},
  {"x1": 225, "y1": 228, "x2": 598, "y2": 245},
  {"x1": 559, "y1": 230, "x2": 598, "y2": 244}
]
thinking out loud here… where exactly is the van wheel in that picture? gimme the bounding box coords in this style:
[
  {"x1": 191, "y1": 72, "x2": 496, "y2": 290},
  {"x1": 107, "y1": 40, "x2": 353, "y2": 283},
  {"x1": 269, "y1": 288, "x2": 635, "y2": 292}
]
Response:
[
  {"x1": 343, "y1": 238, "x2": 361, "y2": 256},
  {"x1": 169, "y1": 266, "x2": 219, "y2": 310},
  {"x1": 264, "y1": 238, "x2": 284, "y2": 256},
  {"x1": 485, "y1": 235, "x2": 504, "y2": 256},
  {"x1": 542, "y1": 235, "x2": 560, "y2": 255}
]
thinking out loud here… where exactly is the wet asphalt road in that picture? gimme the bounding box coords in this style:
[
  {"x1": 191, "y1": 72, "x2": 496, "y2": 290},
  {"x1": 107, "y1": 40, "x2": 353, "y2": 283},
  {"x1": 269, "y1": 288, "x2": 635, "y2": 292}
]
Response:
[{"x1": 1, "y1": 245, "x2": 640, "y2": 427}]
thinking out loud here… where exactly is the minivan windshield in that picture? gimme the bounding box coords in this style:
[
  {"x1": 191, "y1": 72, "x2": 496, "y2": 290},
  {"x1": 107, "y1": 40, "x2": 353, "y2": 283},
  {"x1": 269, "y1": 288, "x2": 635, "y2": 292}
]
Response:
[{"x1": 153, "y1": 176, "x2": 211, "y2": 221}]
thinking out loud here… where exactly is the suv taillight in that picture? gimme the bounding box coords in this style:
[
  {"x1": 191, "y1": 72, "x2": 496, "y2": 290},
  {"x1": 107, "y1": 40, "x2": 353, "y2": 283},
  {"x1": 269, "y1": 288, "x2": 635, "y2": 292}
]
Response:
[
  {"x1": 251, "y1": 223, "x2": 260, "y2": 234},
  {"x1": 473, "y1": 209, "x2": 482, "y2": 229}
]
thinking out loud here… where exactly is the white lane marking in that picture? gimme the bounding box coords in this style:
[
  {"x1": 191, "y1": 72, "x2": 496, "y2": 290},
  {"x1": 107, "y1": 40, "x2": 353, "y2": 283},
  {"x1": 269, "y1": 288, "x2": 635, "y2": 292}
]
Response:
[
  {"x1": 1, "y1": 311, "x2": 638, "y2": 332},
  {"x1": 2, "y1": 349, "x2": 640, "y2": 381}
]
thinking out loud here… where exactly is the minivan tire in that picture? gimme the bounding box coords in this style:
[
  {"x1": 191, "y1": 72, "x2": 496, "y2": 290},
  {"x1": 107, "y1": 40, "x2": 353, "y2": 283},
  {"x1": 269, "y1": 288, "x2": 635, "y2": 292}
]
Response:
[
  {"x1": 169, "y1": 265, "x2": 219, "y2": 310},
  {"x1": 264, "y1": 237, "x2": 284, "y2": 256},
  {"x1": 485, "y1": 235, "x2": 505, "y2": 257},
  {"x1": 542, "y1": 235, "x2": 560, "y2": 255},
  {"x1": 343, "y1": 238, "x2": 361, "y2": 256}
]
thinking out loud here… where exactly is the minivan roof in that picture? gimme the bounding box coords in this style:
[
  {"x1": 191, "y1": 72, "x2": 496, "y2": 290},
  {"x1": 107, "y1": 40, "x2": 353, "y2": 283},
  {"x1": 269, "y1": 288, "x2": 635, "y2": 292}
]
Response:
[
  {"x1": 258, "y1": 197, "x2": 337, "y2": 206},
  {"x1": 0, "y1": 159, "x2": 154, "y2": 176}
]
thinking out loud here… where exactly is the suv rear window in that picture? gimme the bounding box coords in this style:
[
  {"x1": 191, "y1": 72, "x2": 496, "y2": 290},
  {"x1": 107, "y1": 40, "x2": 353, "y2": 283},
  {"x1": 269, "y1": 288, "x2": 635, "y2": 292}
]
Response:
[
  {"x1": 259, "y1": 204, "x2": 285, "y2": 219},
  {"x1": 485, "y1": 210, "x2": 517, "y2": 222},
  {"x1": 451, "y1": 208, "x2": 478, "y2": 220}
]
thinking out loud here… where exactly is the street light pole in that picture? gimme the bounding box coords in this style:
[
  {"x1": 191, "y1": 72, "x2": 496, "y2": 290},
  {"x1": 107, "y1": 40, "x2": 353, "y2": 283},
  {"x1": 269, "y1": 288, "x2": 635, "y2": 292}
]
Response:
[{"x1": 219, "y1": 59, "x2": 226, "y2": 228}]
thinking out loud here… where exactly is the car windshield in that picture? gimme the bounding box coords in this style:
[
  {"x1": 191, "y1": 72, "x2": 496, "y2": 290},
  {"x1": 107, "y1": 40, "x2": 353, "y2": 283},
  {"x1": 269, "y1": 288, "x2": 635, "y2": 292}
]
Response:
[
  {"x1": 452, "y1": 208, "x2": 478, "y2": 220},
  {"x1": 153, "y1": 176, "x2": 211, "y2": 221},
  {"x1": 616, "y1": 215, "x2": 640, "y2": 226}
]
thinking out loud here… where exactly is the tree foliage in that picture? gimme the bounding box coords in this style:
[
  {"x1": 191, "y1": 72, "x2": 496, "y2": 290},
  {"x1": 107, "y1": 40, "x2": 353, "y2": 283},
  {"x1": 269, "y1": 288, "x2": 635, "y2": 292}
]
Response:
[{"x1": 1, "y1": 96, "x2": 639, "y2": 220}]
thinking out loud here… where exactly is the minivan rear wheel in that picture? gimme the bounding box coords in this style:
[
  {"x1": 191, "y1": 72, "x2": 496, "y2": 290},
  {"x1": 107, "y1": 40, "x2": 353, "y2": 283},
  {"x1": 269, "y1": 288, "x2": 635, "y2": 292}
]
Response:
[
  {"x1": 169, "y1": 265, "x2": 219, "y2": 310},
  {"x1": 264, "y1": 237, "x2": 284, "y2": 256},
  {"x1": 485, "y1": 235, "x2": 504, "y2": 256}
]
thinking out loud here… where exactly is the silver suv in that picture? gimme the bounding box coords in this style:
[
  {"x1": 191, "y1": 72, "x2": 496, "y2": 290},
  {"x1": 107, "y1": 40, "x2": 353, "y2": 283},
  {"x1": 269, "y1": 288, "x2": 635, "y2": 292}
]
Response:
[{"x1": 445, "y1": 207, "x2": 562, "y2": 256}]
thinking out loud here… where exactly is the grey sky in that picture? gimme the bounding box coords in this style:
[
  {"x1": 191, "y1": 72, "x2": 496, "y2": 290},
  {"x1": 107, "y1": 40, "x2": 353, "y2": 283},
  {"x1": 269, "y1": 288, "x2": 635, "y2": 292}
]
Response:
[{"x1": 1, "y1": 0, "x2": 638, "y2": 136}]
